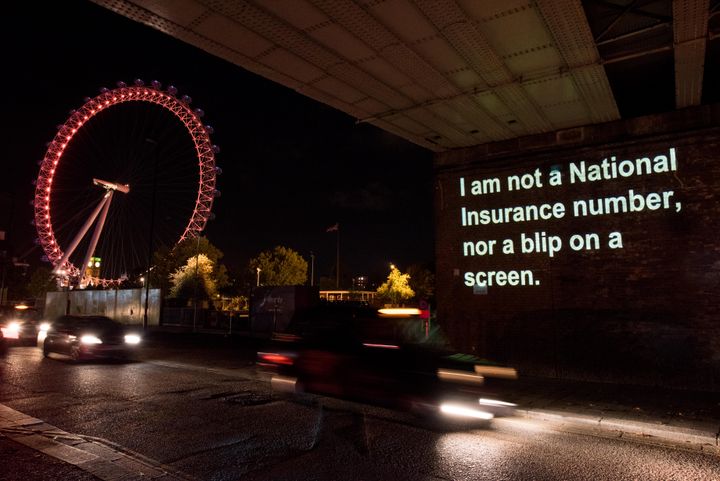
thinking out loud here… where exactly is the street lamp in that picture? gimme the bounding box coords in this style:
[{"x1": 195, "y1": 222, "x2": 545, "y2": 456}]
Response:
[
  {"x1": 256, "y1": 267, "x2": 261, "y2": 287},
  {"x1": 143, "y1": 137, "x2": 159, "y2": 331},
  {"x1": 310, "y1": 252, "x2": 315, "y2": 287}
]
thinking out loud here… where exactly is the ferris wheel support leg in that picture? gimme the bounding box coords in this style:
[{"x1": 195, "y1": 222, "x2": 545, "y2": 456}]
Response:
[
  {"x1": 81, "y1": 191, "x2": 114, "y2": 286},
  {"x1": 54, "y1": 192, "x2": 111, "y2": 275}
]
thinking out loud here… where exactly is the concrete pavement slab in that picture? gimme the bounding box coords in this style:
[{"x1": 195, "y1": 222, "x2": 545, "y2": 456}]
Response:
[{"x1": 0, "y1": 403, "x2": 195, "y2": 481}]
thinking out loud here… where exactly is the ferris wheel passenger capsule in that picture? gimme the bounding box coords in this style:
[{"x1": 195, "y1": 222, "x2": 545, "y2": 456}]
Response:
[
  {"x1": 41, "y1": 256, "x2": 49, "y2": 263},
  {"x1": 215, "y1": 166, "x2": 223, "y2": 175},
  {"x1": 204, "y1": 125, "x2": 214, "y2": 134},
  {"x1": 83, "y1": 97, "x2": 91, "y2": 103},
  {"x1": 213, "y1": 189, "x2": 222, "y2": 198},
  {"x1": 194, "y1": 108, "x2": 205, "y2": 118},
  {"x1": 167, "y1": 85, "x2": 178, "y2": 96},
  {"x1": 208, "y1": 212, "x2": 216, "y2": 221},
  {"x1": 117, "y1": 81, "x2": 127, "y2": 88},
  {"x1": 151, "y1": 80, "x2": 162, "y2": 89},
  {"x1": 212, "y1": 145, "x2": 221, "y2": 154},
  {"x1": 134, "y1": 78, "x2": 145, "y2": 86},
  {"x1": 100, "y1": 87, "x2": 109, "y2": 93},
  {"x1": 181, "y1": 95, "x2": 192, "y2": 104}
]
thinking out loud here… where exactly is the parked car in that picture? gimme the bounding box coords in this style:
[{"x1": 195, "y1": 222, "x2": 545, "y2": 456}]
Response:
[
  {"x1": 42, "y1": 315, "x2": 142, "y2": 361},
  {"x1": 257, "y1": 303, "x2": 518, "y2": 422},
  {"x1": 0, "y1": 305, "x2": 41, "y2": 346}
]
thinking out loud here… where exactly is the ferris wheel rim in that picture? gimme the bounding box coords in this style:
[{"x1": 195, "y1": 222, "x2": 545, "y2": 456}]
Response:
[{"x1": 33, "y1": 83, "x2": 217, "y2": 286}]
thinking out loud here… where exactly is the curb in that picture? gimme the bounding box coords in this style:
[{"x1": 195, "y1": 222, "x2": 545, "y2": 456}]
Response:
[
  {"x1": 0, "y1": 403, "x2": 195, "y2": 481},
  {"x1": 520, "y1": 408, "x2": 719, "y2": 454}
]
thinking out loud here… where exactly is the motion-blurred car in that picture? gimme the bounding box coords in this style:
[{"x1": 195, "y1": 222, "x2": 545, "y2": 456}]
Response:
[
  {"x1": 42, "y1": 315, "x2": 141, "y2": 361},
  {"x1": 0, "y1": 305, "x2": 41, "y2": 346},
  {"x1": 257, "y1": 303, "x2": 518, "y2": 422}
]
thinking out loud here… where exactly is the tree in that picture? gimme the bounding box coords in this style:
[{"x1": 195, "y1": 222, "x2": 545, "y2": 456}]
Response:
[
  {"x1": 406, "y1": 264, "x2": 435, "y2": 301},
  {"x1": 26, "y1": 266, "x2": 58, "y2": 299},
  {"x1": 376, "y1": 265, "x2": 415, "y2": 306},
  {"x1": 152, "y1": 237, "x2": 228, "y2": 294},
  {"x1": 169, "y1": 254, "x2": 218, "y2": 301},
  {"x1": 249, "y1": 246, "x2": 307, "y2": 286}
]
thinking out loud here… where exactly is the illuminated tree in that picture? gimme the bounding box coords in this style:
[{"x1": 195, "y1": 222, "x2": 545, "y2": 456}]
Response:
[
  {"x1": 249, "y1": 246, "x2": 307, "y2": 286},
  {"x1": 377, "y1": 265, "x2": 415, "y2": 306},
  {"x1": 169, "y1": 254, "x2": 217, "y2": 301},
  {"x1": 152, "y1": 236, "x2": 228, "y2": 293}
]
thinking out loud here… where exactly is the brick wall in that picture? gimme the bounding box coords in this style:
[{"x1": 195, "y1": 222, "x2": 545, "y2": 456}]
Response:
[{"x1": 434, "y1": 105, "x2": 720, "y2": 390}]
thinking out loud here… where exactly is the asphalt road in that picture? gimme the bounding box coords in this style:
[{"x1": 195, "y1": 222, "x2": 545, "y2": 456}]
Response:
[{"x1": 1, "y1": 339, "x2": 718, "y2": 481}]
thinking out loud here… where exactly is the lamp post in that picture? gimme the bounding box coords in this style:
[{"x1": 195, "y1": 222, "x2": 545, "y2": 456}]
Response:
[
  {"x1": 192, "y1": 234, "x2": 201, "y2": 332},
  {"x1": 310, "y1": 252, "x2": 315, "y2": 287},
  {"x1": 143, "y1": 137, "x2": 159, "y2": 331}
]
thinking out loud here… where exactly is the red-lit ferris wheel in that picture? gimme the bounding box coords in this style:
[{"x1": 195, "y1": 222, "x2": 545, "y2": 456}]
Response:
[{"x1": 33, "y1": 79, "x2": 220, "y2": 287}]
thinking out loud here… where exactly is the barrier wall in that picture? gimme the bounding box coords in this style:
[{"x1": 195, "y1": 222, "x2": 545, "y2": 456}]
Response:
[
  {"x1": 45, "y1": 288, "x2": 161, "y2": 326},
  {"x1": 434, "y1": 105, "x2": 720, "y2": 389}
]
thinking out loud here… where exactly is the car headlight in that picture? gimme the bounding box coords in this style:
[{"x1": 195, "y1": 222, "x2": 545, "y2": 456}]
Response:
[
  {"x1": 124, "y1": 334, "x2": 141, "y2": 345},
  {"x1": 1, "y1": 322, "x2": 21, "y2": 339},
  {"x1": 39, "y1": 322, "x2": 51, "y2": 332},
  {"x1": 80, "y1": 335, "x2": 103, "y2": 345},
  {"x1": 439, "y1": 403, "x2": 494, "y2": 420}
]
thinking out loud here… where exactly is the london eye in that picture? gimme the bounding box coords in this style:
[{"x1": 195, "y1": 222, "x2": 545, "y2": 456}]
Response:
[{"x1": 33, "y1": 80, "x2": 220, "y2": 287}]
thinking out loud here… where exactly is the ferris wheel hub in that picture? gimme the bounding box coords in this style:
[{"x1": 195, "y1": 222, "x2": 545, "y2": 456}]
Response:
[{"x1": 93, "y1": 178, "x2": 130, "y2": 194}]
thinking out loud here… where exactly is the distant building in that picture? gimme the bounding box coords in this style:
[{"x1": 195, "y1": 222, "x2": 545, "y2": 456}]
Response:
[{"x1": 352, "y1": 276, "x2": 369, "y2": 290}]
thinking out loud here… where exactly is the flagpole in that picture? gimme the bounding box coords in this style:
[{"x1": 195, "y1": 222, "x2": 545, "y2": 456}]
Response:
[
  {"x1": 336, "y1": 225, "x2": 340, "y2": 289},
  {"x1": 326, "y1": 223, "x2": 340, "y2": 288}
]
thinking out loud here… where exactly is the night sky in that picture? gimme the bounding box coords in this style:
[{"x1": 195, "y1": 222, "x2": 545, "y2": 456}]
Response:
[{"x1": 1, "y1": 0, "x2": 434, "y2": 288}]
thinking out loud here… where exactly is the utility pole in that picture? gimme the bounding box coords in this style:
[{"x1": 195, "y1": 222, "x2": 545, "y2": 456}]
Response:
[
  {"x1": 310, "y1": 252, "x2": 315, "y2": 287},
  {"x1": 143, "y1": 138, "x2": 159, "y2": 331},
  {"x1": 335, "y1": 226, "x2": 340, "y2": 289},
  {"x1": 192, "y1": 234, "x2": 201, "y2": 332}
]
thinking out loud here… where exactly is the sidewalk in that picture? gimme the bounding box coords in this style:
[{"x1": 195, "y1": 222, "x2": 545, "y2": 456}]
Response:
[
  {"x1": 496, "y1": 374, "x2": 720, "y2": 453},
  {"x1": 0, "y1": 404, "x2": 193, "y2": 481}
]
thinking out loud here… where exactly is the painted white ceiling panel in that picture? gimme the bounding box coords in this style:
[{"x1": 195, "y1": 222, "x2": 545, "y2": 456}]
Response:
[
  {"x1": 194, "y1": 13, "x2": 273, "y2": 57},
  {"x1": 258, "y1": 0, "x2": 328, "y2": 30},
  {"x1": 257, "y1": 48, "x2": 326, "y2": 83},
  {"x1": 308, "y1": 23, "x2": 376, "y2": 62},
  {"x1": 137, "y1": 0, "x2": 207, "y2": 27},
  {"x1": 364, "y1": 0, "x2": 437, "y2": 44}
]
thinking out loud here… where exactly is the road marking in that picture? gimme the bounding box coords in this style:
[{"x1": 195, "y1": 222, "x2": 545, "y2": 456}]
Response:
[{"x1": 0, "y1": 403, "x2": 195, "y2": 480}]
